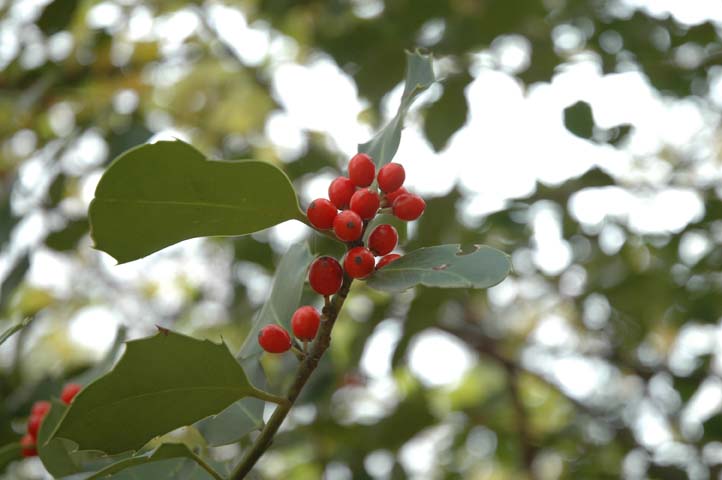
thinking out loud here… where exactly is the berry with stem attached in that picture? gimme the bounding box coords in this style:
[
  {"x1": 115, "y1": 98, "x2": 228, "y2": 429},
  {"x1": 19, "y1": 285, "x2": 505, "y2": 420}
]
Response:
[
  {"x1": 349, "y1": 189, "x2": 380, "y2": 220},
  {"x1": 60, "y1": 383, "x2": 82, "y2": 405},
  {"x1": 306, "y1": 198, "x2": 337, "y2": 230},
  {"x1": 377, "y1": 163, "x2": 405, "y2": 193},
  {"x1": 309, "y1": 256, "x2": 343, "y2": 296},
  {"x1": 368, "y1": 224, "x2": 398, "y2": 256},
  {"x1": 343, "y1": 247, "x2": 375, "y2": 279},
  {"x1": 348, "y1": 153, "x2": 375, "y2": 187},
  {"x1": 392, "y1": 193, "x2": 426, "y2": 221},
  {"x1": 258, "y1": 325, "x2": 292, "y2": 354},
  {"x1": 333, "y1": 210, "x2": 363, "y2": 242},
  {"x1": 328, "y1": 177, "x2": 356, "y2": 209},
  {"x1": 291, "y1": 306, "x2": 321, "y2": 341},
  {"x1": 376, "y1": 253, "x2": 401, "y2": 270}
]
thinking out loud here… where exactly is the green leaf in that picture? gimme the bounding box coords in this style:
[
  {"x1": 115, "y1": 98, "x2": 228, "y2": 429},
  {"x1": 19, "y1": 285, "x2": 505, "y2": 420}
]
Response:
[
  {"x1": 0, "y1": 316, "x2": 32, "y2": 347},
  {"x1": 564, "y1": 101, "x2": 594, "y2": 140},
  {"x1": 36, "y1": 0, "x2": 81, "y2": 35},
  {"x1": 197, "y1": 241, "x2": 313, "y2": 446},
  {"x1": 89, "y1": 140, "x2": 302, "y2": 264},
  {"x1": 359, "y1": 50, "x2": 435, "y2": 168},
  {"x1": 50, "y1": 330, "x2": 267, "y2": 454},
  {"x1": 0, "y1": 443, "x2": 21, "y2": 473},
  {"x1": 45, "y1": 218, "x2": 89, "y2": 252},
  {"x1": 0, "y1": 254, "x2": 29, "y2": 314},
  {"x1": 367, "y1": 244, "x2": 511, "y2": 292}
]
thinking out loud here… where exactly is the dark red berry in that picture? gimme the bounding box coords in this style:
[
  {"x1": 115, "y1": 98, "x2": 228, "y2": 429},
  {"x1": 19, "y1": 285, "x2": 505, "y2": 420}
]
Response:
[
  {"x1": 306, "y1": 198, "x2": 337, "y2": 230},
  {"x1": 343, "y1": 247, "x2": 375, "y2": 279},
  {"x1": 376, "y1": 253, "x2": 401, "y2": 270},
  {"x1": 258, "y1": 324, "x2": 292, "y2": 354},
  {"x1": 392, "y1": 194, "x2": 426, "y2": 221},
  {"x1": 309, "y1": 256, "x2": 343, "y2": 295},
  {"x1": 349, "y1": 189, "x2": 380, "y2": 220},
  {"x1": 348, "y1": 153, "x2": 375, "y2": 187},
  {"x1": 291, "y1": 306, "x2": 321, "y2": 341},
  {"x1": 20, "y1": 434, "x2": 36, "y2": 457},
  {"x1": 31, "y1": 401, "x2": 51, "y2": 418},
  {"x1": 333, "y1": 210, "x2": 363, "y2": 242},
  {"x1": 368, "y1": 224, "x2": 398, "y2": 256},
  {"x1": 328, "y1": 177, "x2": 356, "y2": 209},
  {"x1": 384, "y1": 187, "x2": 408, "y2": 205},
  {"x1": 60, "y1": 383, "x2": 82, "y2": 405},
  {"x1": 377, "y1": 163, "x2": 405, "y2": 193},
  {"x1": 27, "y1": 414, "x2": 42, "y2": 439}
]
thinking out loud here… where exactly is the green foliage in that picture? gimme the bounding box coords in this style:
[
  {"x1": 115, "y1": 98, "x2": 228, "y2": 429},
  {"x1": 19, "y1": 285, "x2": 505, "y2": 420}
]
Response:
[
  {"x1": 0, "y1": 316, "x2": 31, "y2": 347},
  {"x1": 86, "y1": 443, "x2": 215, "y2": 480},
  {"x1": 368, "y1": 244, "x2": 511, "y2": 292},
  {"x1": 89, "y1": 140, "x2": 302, "y2": 263},
  {"x1": 564, "y1": 101, "x2": 594, "y2": 140},
  {"x1": 0, "y1": 443, "x2": 20, "y2": 472}
]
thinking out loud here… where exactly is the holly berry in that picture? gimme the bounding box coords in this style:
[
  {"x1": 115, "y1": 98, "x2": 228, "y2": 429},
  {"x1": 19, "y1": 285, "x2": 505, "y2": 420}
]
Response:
[
  {"x1": 333, "y1": 210, "x2": 363, "y2": 242},
  {"x1": 348, "y1": 153, "x2": 375, "y2": 187},
  {"x1": 343, "y1": 247, "x2": 375, "y2": 279},
  {"x1": 60, "y1": 383, "x2": 82, "y2": 405},
  {"x1": 384, "y1": 186, "x2": 408, "y2": 205},
  {"x1": 368, "y1": 224, "x2": 398, "y2": 256},
  {"x1": 377, "y1": 163, "x2": 405, "y2": 193},
  {"x1": 309, "y1": 256, "x2": 343, "y2": 296},
  {"x1": 349, "y1": 189, "x2": 380, "y2": 220},
  {"x1": 291, "y1": 306, "x2": 321, "y2": 341},
  {"x1": 20, "y1": 433, "x2": 36, "y2": 457},
  {"x1": 31, "y1": 401, "x2": 51, "y2": 418},
  {"x1": 376, "y1": 253, "x2": 401, "y2": 270},
  {"x1": 306, "y1": 198, "x2": 337, "y2": 230},
  {"x1": 392, "y1": 194, "x2": 426, "y2": 221},
  {"x1": 328, "y1": 177, "x2": 356, "y2": 209},
  {"x1": 27, "y1": 414, "x2": 43, "y2": 439},
  {"x1": 258, "y1": 324, "x2": 292, "y2": 354}
]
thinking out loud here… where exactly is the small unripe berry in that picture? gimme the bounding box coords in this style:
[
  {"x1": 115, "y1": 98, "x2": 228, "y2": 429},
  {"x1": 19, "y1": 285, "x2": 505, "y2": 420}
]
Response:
[
  {"x1": 309, "y1": 256, "x2": 343, "y2": 295},
  {"x1": 348, "y1": 153, "x2": 375, "y2": 187},
  {"x1": 376, "y1": 253, "x2": 401, "y2": 270},
  {"x1": 368, "y1": 224, "x2": 398, "y2": 256},
  {"x1": 384, "y1": 187, "x2": 408, "y2": 205},
  {"x1": 258, "y1": 324, "x2": 292, "y2": 354},
  {"x1": 27, "y1": 414, "x2": 43, "y2": 439},
  {"x1": 20, "y1": 434, "x2": 36, "y2": 457},
  {"x1": 392, "y1": 194, "x2": 426, "y2": 221},
  {"x1": 291, "y1": 306, "x2": 321, "y2": 341},
  {"x1": 349, "y1": 189, "x2": 380, "y2": 220},
  {"x1": 60, "y1": 383, "x2": 82, "y2": 405},
  {"x1": 328, "y1": 177, "x2": 355, "y2": 209},
  {"x1": 306, "y1": 198, "x2": 337, "y2": 230},
  {"x1": 31, "y1": 401, "x2": 51, "y2": 418},
  {"x1": 343, "y1": 247, "x2": 375, "y2": 279},
  {"x1": 333, "y1": 210, "x2": 363, "y2": 242},
  {"x1": 377, "y1": 163, "x2": 405, "y2": 193}
]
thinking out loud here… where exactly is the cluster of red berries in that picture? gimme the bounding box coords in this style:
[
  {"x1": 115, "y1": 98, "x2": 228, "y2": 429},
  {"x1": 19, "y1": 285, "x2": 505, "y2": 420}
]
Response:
[
  {"x1": 258, "y1": 153, "x2": 424, "y2": 355},
  {"x1": 20, "y1": 383, "x2": 81, "y2": 457}
]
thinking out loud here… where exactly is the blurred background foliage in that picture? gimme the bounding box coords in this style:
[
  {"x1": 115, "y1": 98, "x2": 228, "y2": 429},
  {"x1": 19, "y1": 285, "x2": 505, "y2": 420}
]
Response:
[{"x1": 1, "y1": 0, "x2": 722, "y2": 479}]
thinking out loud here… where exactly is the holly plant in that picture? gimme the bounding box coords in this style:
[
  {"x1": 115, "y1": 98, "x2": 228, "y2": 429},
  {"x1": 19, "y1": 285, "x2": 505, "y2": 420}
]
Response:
[{"x1": 1, "y1": 51, "x2": 510, "y2": 479}]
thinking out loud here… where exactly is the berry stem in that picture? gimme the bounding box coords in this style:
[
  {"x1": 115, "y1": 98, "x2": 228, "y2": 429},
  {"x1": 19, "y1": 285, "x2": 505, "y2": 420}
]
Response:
[{"x1": 248, "y1": 387, "x2": 291, "y2": 406}]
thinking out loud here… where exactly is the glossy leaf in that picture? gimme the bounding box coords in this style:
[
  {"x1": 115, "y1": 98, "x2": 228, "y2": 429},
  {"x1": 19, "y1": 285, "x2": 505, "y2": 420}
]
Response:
[
  {"x1": 50, "y1": 330, "x2": 267, "y2": 454},
  {"x1": 0, "y1": 316, "x2": 31, "y2": 347},
  {"x1": 89, "y1": 140, "x2": 303, "y2": 263},
  {"x1": 359, "y1": 50, "x2": 435, "y2": 168},
  {"x1": 367, "y1": 244, "x2": 511, "y2": 292}
]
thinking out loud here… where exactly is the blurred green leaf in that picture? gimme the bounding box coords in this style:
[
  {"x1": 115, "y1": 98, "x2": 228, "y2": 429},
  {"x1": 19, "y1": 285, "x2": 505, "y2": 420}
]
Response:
[
  {"x1": 0, "y1": 254, "x2": 29, "y2": 314},
  {"x1": 564, "y1": 101, "x2": 594, "y2": 140},
  {"x1": 367, "y1": 244, "x2": 511, "y2": 292},
  {"x1": 45, "y1": 218, "x2": 89, "y2": 252},
  {"x1": 0, "y1": 442, "x2": 21, "y2": 473},
  {"x1": 0, "y1": 316, "x2": 31, "y2": 347},
  {"x1": 423, "y1": 73, "x2": 470, "y2": 151},
  {"x1": 36, "y1": 0, "x2": 80, "y2": 35},
  {"x1": 89, "y1": 140, "x2": 303, "y2": 263}
]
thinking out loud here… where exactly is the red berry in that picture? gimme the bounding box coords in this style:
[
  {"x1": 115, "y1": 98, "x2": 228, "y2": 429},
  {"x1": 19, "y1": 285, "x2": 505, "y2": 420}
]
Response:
[
  {"x1": 31, "y1": 401, "x2": 51, "y2": 418},
  {"x1": 384, "y1": 187, "x2": 408, "y2": 205},
  {"x1": 309, "y1": 256, "x2": 343, "y2": 296},
  {"x1": 376, "y1": 253, "x2": 401, "y2": 270},
  {"x1": 258, "y1": 324, "x2": 292, "y2": 354},
  {"x1": 291, "y1": 306, "x2": 321, "y2": 341},
  {"x1": 343, "y1": 247, "x2": 375, "y2": 279},
  {"x1": 60, "y1": 383, "x2": 82, "y2": 405},
  {"x1": 349, "y1": 189, "x2": 380, "y2": 220},
  {"x1": 392, "y1": 194, "x2": 426, "y2": 221},
  {"x1": 328, "y1": 177, "x2": 356, "y2": 209},
  {"x1": 348, "y1": 153, "x2": 375, "y2": 187},
  {"x1": 333, "y1": 210, "x2": 363, "y2": 242},
  {"x1": 368, "y1": 224, "x2": 398, "y2": 256},
  {"x1": 27, "y1": 414, "x2": 43, "y2": 439},
  {"x1": 306, "y1": 198, "x2": 337, "y2": 230},
  {"x1": 20, "y1": 433, "x2": 36, "y2": 457},
  {"x1": 377, "y1": 163, "x2": 405, "y2": 193}
]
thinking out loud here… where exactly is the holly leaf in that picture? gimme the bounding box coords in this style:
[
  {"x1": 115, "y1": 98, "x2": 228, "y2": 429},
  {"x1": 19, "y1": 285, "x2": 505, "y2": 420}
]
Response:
[
  {"x1": 49, "y1": 330, "x2": 272, "y2": 454},
  {"x1": 367, "y1": 244, "x2": 511, "y2": 292},
  {"x1": 89, "y1": 140, "x2": 303, "y2": 264},
  {"x1": 359, "y1": 50, "x2": 435, "y2": 168}
]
